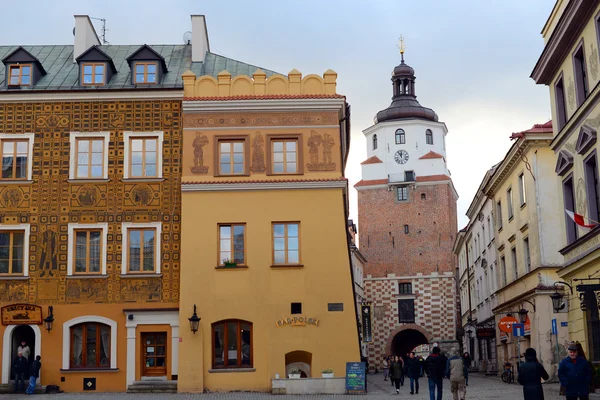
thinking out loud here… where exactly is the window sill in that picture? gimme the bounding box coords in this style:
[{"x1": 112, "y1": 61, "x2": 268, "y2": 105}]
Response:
[
  {"x1": 520, "y1": 203, "x2": 527, "y2": 210},
  {"x1": 66, "y1": 274, "x2": 109, "y2": 279},
  {"x1": 498, "y1": 227, "x2": 503, "y2": 233},
  {"x1": 271, "y1": 264, "x2": 304, "y2": 269},
  {"x1": 0, "y1": 276, "x2": 29, "y2": 280},
  {"x1": 0, "y1": 180, "x2": 33, "y2": 185},
  {"x1": 60, "y1": 368, "x2": 119, "y2": 373},
  {"x1": 214, "y1": 174, "x2": 251, "y2": 178},
  {"x1": 121, "y1": 178, "x2": 164, "y2": 182},
  {"x1": 508, "y1": 216, "x2": 514, "y2": 223},
  {"x1": 67, "y1": 178, "x2": 109, "y2": 183},
  {"x1": 208, "y1": 368, "x2": 255, "y2": 373},
  {"x1": 120, "y1": 273, "x2": 162, "y2": 278},
  {"x1": 215, "y1": 266, "x2": 248, "y2": 270}
]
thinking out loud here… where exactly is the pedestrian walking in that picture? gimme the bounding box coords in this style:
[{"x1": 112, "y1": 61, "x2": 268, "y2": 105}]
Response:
[
  {"x1": 399, "y1": 354, "x2": 406, "y2": 386},
  {"x1": 26, "y1": 355, "x2": 41, "y2": 395},
  {"x1": 517, "y1": 348, "x2": 549, "y2": 400},
  {"x1": 12, "y1": 351, "x2": 28, "y2": 393},
  {"x1": 390, "y1": 355, "x2": 404, "y2": 394},
  {"x1": 462, "y1": 352, "x2": 471, "y2": 386},
  {"x1": 558, "y1": 342, "x2": 592, "y2": 400},
  {"x1": 446, "y1": 348, "x2": 466, "y2": 400},
  {"x1": 383, "y1": 356, "x2": 390, "y2": 381},
  {"x1": 407, "y1": 352, "x2": 422, "y2": 395},
  {"x1": 425, "y1": 346, "x2": 446, "y2": 400}
]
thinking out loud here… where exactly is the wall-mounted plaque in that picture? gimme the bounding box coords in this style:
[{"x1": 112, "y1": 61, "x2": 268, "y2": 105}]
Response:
[{"x1": 1, "y1": 304, "x2": 43, "y2": 325}]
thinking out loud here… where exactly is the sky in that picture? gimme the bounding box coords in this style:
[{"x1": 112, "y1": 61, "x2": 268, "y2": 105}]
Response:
[{"x1": 0, "y1": 0, "x2": 555, "y2": 229}]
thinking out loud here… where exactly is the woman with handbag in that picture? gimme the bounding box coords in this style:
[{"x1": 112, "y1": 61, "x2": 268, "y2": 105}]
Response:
[{"x1": 517, "y1": 348, "x2": 549, "y2": 400}]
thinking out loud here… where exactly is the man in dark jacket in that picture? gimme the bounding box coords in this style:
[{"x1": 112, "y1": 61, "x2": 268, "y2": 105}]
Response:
[
  {"x1": 12, "y1": 351, "x2": 27, "y2": 392},
  {"x1": 406, "y1": 352, "x2": 422, "y2": 394},
  {"x1": 559, "y1": 343, "x2": 592, "y2": 400},
  {"x1": 425, "y1": 347, "x2": 446, "y2": 400},
  {"x1": 518, "y1": 348, "x2": 549, "y2": 400},
  {"x1": 26, "y1": 355, "x2": 41, "y2": 395}
]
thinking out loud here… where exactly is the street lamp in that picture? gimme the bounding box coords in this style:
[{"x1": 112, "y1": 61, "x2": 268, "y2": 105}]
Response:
[
  {"x1": 518, "y1": 308, "x2": 529, "y2": 324},
  {"x1": 551, "y1": 291, "x2": 565, "y2": 313},
  {"x1": 43, "y1": 306, "x2": 54, "y2": 333},
  {"x1": 188, "y1": 304, "x2": 201, "y2": 334}
]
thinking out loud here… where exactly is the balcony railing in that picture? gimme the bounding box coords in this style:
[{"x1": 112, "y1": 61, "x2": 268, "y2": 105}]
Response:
[{"x1": 388, "y1": 171, "x2": 416, "y2": 184}]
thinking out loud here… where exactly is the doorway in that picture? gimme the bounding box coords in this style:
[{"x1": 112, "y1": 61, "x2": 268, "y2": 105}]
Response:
[
  {"x1": 141, "y1": 332, "x2": 167, "y2": 378},
  {"x1": 11, "y1": 325, "x2": 35, "y2": 381}
]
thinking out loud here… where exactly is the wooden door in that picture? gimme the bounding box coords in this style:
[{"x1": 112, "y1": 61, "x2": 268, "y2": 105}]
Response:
[{"x1": 142, "y1": 332, "x2": 167, "y2": 377}]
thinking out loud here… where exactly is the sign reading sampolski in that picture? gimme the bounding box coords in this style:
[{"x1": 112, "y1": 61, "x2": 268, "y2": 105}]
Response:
[
  {"x1": 1, "y1": 304, "x2": 43, "y2": 325},
  {"x1": 361, "y1": 303, "x2": 373, "y2": 343}
]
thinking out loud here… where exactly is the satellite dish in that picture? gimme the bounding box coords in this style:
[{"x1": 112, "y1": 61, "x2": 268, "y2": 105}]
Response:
[{"x1": 183, "y1": 31, "x2": 192, "y2": 45}]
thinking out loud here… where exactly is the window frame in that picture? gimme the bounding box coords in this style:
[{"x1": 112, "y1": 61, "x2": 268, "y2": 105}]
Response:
[
  {"x1": 69, "y1": 322, "x2": 112, "y2": 369},
  {"x1": 217, "y1": 223, "x2": 247, "y2": 267},
  {"x1": 133, "y1": 61, "x2": 159, "y2": 84},
  {"x1": 398, "y1": 299, "x2": 415, "y2": 323},
  {"x1": 563, "y1": 173, "x2": 578, "y2": 244},
  {"x1": 8, "y1": 64, "x2": 32, "y2": 86},
  {"x1": 518, "y1": 172, "x2": 527, "y2": 206},
  {"x1": 121, "y1": 222, "x2": 162, "y2": 275},
  {"x1": 72, "y1": 229, "x2": 104, "y2": 275},
  {"x1": 0, "y1": 224, "x2": 30, "y2": 277},
  {"x1": 397, "y1": 186, "x2": 409, "y2": 202},
  {"x1": 572, "y1": 39, "x2": 589, "y2": 107},
  {"x1": 554, "y1": 74, "x2": 568, "y2": 131},
  {"x1": 373, "y1": 134, "x2": 378, "y2": 150},
  {"x1": 0, "y1": 133, "x2": 34, "y2": 181},
  {"x1": 398, "y1": 282, "x2": 412, "y2": 294},
  {"x1": 507, "y1": 187, "x2": 514, "y2": 220},
  {"x1": 265, "y1": 134, "x2": 303, "y2": 175},
  {"x1": 123, "y1": 131, "x2": 164, "y2": 180},
  {"x1": 395, "y1": 129, "x2": 406, "y2": 145},
  {"x1": 80, "y1": 62, "x2": 106, "y2": 86},
  {"x1": 524, "y1": 237, "x2": 531, "y2": 274},
  {"x1": 213, "y1": 135, "x2": 250, "y2": 177},
  {"x1": 69, "y1": 132, "x2": 110, "y2": 180},
  {"x1": 511, "y1": 247, "x2": 518, "y2": 280},
  {"x1": 211, "y1": 319, "x2": 253, "y2": 369},
  {"x1": 271, "y1": 222, "x2": 301, "y2": 266},
  {"x1": 425, "y1": 129, "x2": 433, "y2": 145},
  {"x1": 67, "y1": 223, "x2": 108, "y2": 276},
  {"x1": 496, "y1": 200, "x2": 503, "y2": 230},
  {"x1": 585, "y1": 150, "x2": 600, "y2": 226},
  {"x1": 501, "y1": 256, "x2": 507, "y2": 286}
]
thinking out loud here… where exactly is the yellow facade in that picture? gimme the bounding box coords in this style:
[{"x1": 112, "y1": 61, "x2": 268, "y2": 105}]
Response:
[{"x1": 178, "y1": 69, "x2": 360, "y2": 392}]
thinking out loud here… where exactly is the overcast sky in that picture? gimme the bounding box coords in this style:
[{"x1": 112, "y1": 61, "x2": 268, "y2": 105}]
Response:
[{"x1": 0, "y1": 0, "x2": 555, "y2": 229}]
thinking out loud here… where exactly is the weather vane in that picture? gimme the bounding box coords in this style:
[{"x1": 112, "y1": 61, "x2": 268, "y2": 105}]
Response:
[{"x1": 398, "y1": 35, "x2": 405, "y2": 62}]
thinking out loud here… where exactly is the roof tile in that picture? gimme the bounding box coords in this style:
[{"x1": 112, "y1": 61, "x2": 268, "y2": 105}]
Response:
[
  {"x1": 419, "y1": 151, "x2": 444, "y2": 160},
  {"x1": 360, "y1": 155, "x2": 383, "y2": 165}
]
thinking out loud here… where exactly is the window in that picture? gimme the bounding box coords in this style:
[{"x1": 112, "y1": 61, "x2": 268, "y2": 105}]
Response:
[
  {"x1": 524, "y1": 237, "x2": 531, "y2": 274},
  {"x1": 219, "y1": 224, "x2": 246, "y2": 266},
  {"x1": 397, "y1": 186, "x2": 409, "y2": 201},
  {"x1": 124, "y1": 132, "x2": 163, "y2": 179},
  {"x1": 405, "y1": 170, "x2": 415, "y2": 181},
  {"x1": 555, "y1": 76, "x2": 567, "y2": 131},
  {"x1": 398, "y1": 299, "x2": 415, "y2": 323},
  {"x1": 127, "y1": 229, "x2": 156, "y2": 273},
  {"x1": 134, "y1": 62, "x2": 157, "y2": 84},
  {"x1": 404, "y1": 224, "x2": 409, "y2": 234},
  {"x1": 426, "y1": 129, "x2": 433, "y2": 145},
  {"x1": 398, "y1": 282, "x2": 412, "y2": 294},
  {"x1": 496, "y1": 201, "x2": 503, "y2": 230},
  {"x1": 487, "y1": 217, "x2": 493, "y2": 241},
  {"x1": 421, "y1": 193, "x2": 426, "y2": 200},
  {"x1": 501, "y1": 256, "x2": 507, "y2": 286},
  {"x1": 482, "y1": 225, "x2": 486, "y2": 245},
  {"x1": 573, "y1": 43, "x2": 589, "y2": 106},
  {"x1": 395, "y1": 129, "x2": 405, "y2": 145},
  {"x1": 8, "y1": 64, "x2": 31, "y2": 86},
  {"x1": 0, "y1": 231, "x2": 24, "y2": 275},
  {"x1": 81, "y1": 63, "x2": 105, "y2": 85},
  {"x1": 212, "y1": 320, "x2": 252, "y2": 368},
  {"x1": 585, "y1": 153, "x2": 600, "y2": 225},
  {"x1": 511, "y1": 247, "x2": 518, "y2": 280},
  {"x1": 373, "y1": 134, "x2": 378, "y2": 150},
  {"x1": 68, "y1": 223, "x2": 107, "y2": 276},
  {"x1": 70, "y1": 322, "x2": 111, "y2": 368},
  {"x1": 291, "y1": 303, "x2": 302, "y2": 314},
  {"x1": 75, "y1": 138, "x2": 105, "y2": 178},
  {"x1": 563, "y1": 175, "x2": 578, "y2": 244},
  {"x1": 272, "y1": 223, "x2": 300, "y2": 265},
  {"x1": 1, "y1": 140, "x2": 28, "y2": 180},
  {"x1": 272, "y1": 139, "x2": 298, "y2": 174},
  {"x1": 518, "y1": 173, "x2": 526, "y2": 206},
  {"x1": 507, "y1": 188, "x2": 514, "y2": 220}
]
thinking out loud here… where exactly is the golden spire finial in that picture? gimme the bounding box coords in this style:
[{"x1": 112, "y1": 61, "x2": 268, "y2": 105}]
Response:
[{"x1": 398, "y1": 35, "x2": 405, "y2": 62}]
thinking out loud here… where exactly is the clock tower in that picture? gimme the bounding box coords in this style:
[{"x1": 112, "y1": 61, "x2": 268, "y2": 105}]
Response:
[{"x1": 355, "y1": 47, "x2": 459, "y2": 362}]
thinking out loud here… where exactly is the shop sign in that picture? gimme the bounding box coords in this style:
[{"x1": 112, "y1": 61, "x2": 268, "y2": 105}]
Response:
[
  {"x1": 276, "y1": 316, "x2": 319, "y2": 327},
  {"x1": 345, "y1": 362, "x2": 366, "y2": 393},
  {"x1": 524, "y1": 316, "x2": 531, "y2": 336},
  {"x1": 500, "y1": 331, "x2": 508, "y2": 341},
  {"x1": 361, "y1": 303, "x2": 372, "y2": 343},
  {"x1": 1, "y1": 304, "x2": 43, "y2": 325},
  {"x1": 476, "y1": 328, "x2": 496, "y2": 339},
  {"x1": 498, "y1": 316, "x2": 518, "y2": 333}
]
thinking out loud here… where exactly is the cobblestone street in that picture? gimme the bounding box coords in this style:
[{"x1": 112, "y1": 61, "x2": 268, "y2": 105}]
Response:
[{"x1": 0, "y1": 373, "x2": 583, "y2": 399}]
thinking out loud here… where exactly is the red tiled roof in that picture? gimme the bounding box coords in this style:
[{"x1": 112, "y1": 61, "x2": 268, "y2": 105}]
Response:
[
  {"x1": 419, "y1": 151, "x2": 444, "y2": 160},
  {"x1": 360, "y1": 155, "x2": 383, "y2": 165},
  {"x1": 182, "y1": 177, "x2": 347, "y2": 185},
  {"x1": 416, "y1": 174, "x2": 451, "y2": 182},
  {"x1": 183, "y1": 94, "x2": 346, "y2": 101},
  {"x1": 354, "y1": 179, "x2": 388, "y2": 188},
  {"x1": 510, "y1": 120, "x2": 553, "y2": 139}
]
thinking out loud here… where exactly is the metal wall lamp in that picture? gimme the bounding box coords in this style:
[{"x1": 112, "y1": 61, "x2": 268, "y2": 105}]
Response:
[
  {"x1": 43, "y1": 306, "x2": 54, "y2": 333},
  {"x1": 188, "y1": 304, "x2": 201, "y2": 334},
  {"x1": 551, "y1": 281, "x2": 574, "y2": 313}
]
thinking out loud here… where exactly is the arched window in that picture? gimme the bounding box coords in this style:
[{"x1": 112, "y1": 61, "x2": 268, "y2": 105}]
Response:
[
  {"x1": 372, "y1": 134, "x2": 378, "y2": 150},
  {"x1": 426, "y1": 129, "x2": 433, "y2": 145},
  {"x1": 212, "y1": 320, "x2": 253, "y2": 368},
  {"x1": 70, "y1": 322, "x2": 111, "y2": 368},
  {"x1": 395, "y1": 129, "x2": 405, "y2": 145}
]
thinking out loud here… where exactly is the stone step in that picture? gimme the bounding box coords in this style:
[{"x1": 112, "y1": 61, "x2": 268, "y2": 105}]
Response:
[
  {"x1": 127, "y1": 380, "x2": 177, "y2": 393},
  {"x1": 0, "y1": 383, "x2": 46, "y2": 394}
]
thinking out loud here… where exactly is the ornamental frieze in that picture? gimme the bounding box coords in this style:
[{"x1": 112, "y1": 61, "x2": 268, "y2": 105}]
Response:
[{"x1": 183, "y1": 112, "x2": 337, "y2": 129}]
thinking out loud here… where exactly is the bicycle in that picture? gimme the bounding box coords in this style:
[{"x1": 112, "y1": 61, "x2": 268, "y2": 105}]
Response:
[{"x1": 501, "y1": 362, "x2": 514, "y2": 383}]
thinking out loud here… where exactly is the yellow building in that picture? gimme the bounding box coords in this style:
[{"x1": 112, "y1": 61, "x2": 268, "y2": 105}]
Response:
[
  {"x1": 532, "y1": 0, "x2": 600, "y2": 369},
  {"x1": 177, "y1": 69, "x2": 360, "y2": 392},
  {"x1": 484, "y1": 123, "x2": 568, "y2": 376}
]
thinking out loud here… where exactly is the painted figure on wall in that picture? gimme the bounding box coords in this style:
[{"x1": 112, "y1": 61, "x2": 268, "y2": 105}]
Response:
[
  {"x1": 322, "y1": 133, "x2": 334, "y2": 165},
  {"x1": 191, "y1": 132, "x2": 209, "y2": 174},
  {"x1": 251, "y1": 132, "x2": 266, "y2": 173},
  {"x1": 307, "y1": 130, "x2": 336, "y2": 171},
  {"x1": 39, "y1": 229, "x2": 58, "y2": 277},
  {"x1": 307, "y1": 131, "x2": 322, "y2": 165}
]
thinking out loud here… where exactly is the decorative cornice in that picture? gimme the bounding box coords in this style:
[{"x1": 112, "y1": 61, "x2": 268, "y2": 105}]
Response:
[
  {"x1": 0, "y1": 89, "x2": 182, "y2": 102},
  {"x1": 182, "y1": 97, "x2": 346, "y2": 113},
  {"x1": 181, "y1": 178, "x2": 347, "y2": 192},
  {"x1": 184, "y1": 94, "x2": 345, "y2": 101}
]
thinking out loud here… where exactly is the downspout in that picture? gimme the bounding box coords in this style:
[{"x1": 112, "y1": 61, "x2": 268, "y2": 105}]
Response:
[{"x1": 533, "y1": 150, "x2": 546, "y2": 266}]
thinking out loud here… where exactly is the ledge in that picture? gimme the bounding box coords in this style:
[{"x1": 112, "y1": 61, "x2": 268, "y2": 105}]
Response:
[
  {"x1": 60, "y1": 368, "x2": 119, "y2": 373},
  {"x1": 520, "y1": 203, "x2": 527, "y2": 210},
  {"x1": 66, "y1": 274, "x2": 109, "y2": 279},
  {"x1": 119, "y1": 273, "x2": 162, "y2": 278},
  {"x1": 271, "y1": 264, "x2": 304, "y2": 269},
  {"x1": 215, "y1": 266, "x2": 248, "y2": 270},
  {"x1": 0, "y1": 180, "x2": 33, "y2": 185},
  {"x1": 67, "y1": 179, "x2": 110, "y2": 183},
  {"x1": 121, "y1": 178, "x2": 165, "y2": 183},
  {"x1": 0, "y1": 276, "x2": 29, "y2": 280},
  {"x1": 209, "y1": 368, "x2": 256, "y2": 373}
]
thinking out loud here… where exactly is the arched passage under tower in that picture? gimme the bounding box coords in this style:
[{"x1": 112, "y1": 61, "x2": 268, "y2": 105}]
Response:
[{"x1": 387, "y1": 324, "x2": 433, "y2": 357}]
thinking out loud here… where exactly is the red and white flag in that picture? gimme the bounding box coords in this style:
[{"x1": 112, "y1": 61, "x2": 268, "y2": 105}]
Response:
[{"x1": 566, "y1": 210, "x2": 598, "y2": 228}]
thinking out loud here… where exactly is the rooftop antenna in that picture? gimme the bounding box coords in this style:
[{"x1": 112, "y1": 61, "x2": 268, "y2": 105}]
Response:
[
  {"x1": 397, "y1": 35, "x2": 405, "y2": 63},
  {"x1": 90, "y1": 17, "x2": 109, "y2": 45},
  {"x1": 183, "y1": 31, "x2": 192, "y2": 45}
]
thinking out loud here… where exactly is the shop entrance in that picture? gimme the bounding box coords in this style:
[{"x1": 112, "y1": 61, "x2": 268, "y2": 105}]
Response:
[
  {"x1": 141, "y1": 332, "x2": 167, "y2": 378},
  {"x1": 11, "y1": 325, "x2": 35, "y2": 381}
]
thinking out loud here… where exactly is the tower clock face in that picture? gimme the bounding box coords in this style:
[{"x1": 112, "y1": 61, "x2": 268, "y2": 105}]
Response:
[{"x1": 394, "y1": 150, "x2": 409, "y2": 164}]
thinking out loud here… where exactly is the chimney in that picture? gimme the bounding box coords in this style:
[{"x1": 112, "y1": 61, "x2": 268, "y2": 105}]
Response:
[
  {"x1": 73, "y1": 15, "x2": 101, "y2": 62},
  {"x1": 191, "y1": 15, "x2": 210, "y2": 63}
]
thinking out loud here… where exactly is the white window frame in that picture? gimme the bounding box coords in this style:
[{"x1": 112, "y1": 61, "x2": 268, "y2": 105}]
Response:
[
  {"x1": 0, "y1": 133, "x2": 34, "y2": 181},
  {"x1": 0, "y1": 223, "x2": 30, "y2": 277},
  {"x1": 67, "y1": 223, "x2": 108, "y2": 276},
  {"x1": 121, "y1": 222, "x2": 162, "y2": 275},
  {"x1": 123, "y1": 131, "x2": 164, "y2": 179},
  {"x1": 69, "y1": 132, "x2": 110, "y2": 180},
  {"x1": 62, "y1": 315, "x2": 117, "y2": 370}
]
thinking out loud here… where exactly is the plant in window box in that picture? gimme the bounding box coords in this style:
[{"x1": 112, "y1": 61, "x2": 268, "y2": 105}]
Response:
[
  {"x1": 288, "y1": 368, "x2": 302, "y2": 379},
  {"x1": 222, "y1": 258, "x2": 237, "y2": 268},
  {"x1": 321, "y1": 369, "x2": 334, "y2": 378}
]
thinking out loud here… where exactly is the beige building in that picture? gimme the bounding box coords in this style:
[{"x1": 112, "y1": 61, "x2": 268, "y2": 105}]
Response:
[{"x1": 484, "y1": 122, "x2": 568, "y2": 377}]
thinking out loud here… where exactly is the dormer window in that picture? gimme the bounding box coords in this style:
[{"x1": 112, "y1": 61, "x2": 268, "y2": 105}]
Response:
[
  {"x1": 81, "y1": 63, "x2": 105, "y2": 85},
  {"x1": 134, "y1": 62, "x2": 157, "y2": 84},
  {"x1": 8, "y1": 65, "x2": 31, "y2": 86}
]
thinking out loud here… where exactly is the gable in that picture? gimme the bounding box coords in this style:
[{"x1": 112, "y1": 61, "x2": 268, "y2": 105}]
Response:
[
  {"x1": 575, "y1": 124, "x2": 597, "y2": 155},
  {"x1": 555, "y1": 150, "x2": 574, "y2": 176},
  {"x1": 76, "y1": 46, "x2": 117, "y2": 72},
  {"x1": 126, "y1": 45, "x2": 167, "y2": 73},
  {"x1": 1, "y1": 46, "x2": 46, "y2": 75}
]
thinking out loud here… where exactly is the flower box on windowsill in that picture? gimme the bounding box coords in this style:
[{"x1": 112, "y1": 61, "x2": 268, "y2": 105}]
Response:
[
  {"x1": 322, "y1": 373, "x2": 334, "y2": 378},
  {"x1": 288, "y1": 374, "x2": 301, "y2": 379},
  {"x1": 224, "y1": 262, "x2": 237, "y2": 268}
]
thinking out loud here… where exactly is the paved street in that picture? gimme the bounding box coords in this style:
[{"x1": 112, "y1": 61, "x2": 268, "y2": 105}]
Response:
[{"x1": 0, "y1": 373, "x2": 585, "y2": 399}]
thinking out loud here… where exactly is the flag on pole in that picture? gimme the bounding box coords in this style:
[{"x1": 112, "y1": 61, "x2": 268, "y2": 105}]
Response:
[{"x1": 565, "y1": 210, "x2": 598, "y2": 228}]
